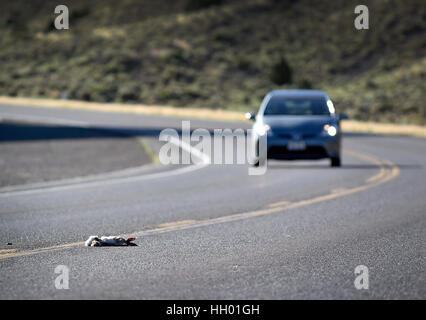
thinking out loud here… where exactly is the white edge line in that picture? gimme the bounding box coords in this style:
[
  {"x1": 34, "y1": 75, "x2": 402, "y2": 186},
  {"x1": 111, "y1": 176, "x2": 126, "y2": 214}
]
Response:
[{"x1": 0, "y1": 114, "x2": 211, "y2": 198}]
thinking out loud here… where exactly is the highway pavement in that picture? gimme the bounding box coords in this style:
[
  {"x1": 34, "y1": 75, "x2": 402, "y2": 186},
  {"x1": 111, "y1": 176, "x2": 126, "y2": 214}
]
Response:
[{"x1": 0, "y1": 104, "x2": 425, "y2": 299}]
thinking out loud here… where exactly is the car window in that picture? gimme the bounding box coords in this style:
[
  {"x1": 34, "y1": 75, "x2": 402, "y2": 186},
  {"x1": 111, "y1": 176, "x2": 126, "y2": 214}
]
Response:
[{"x1": 264, "y1": 96, "x2": 330, "y2": 116}]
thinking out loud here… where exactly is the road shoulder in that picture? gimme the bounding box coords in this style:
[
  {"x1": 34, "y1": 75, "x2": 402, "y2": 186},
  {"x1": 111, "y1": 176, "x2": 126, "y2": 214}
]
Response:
[{"x1": 0, "y1": 118, "x2": 156, "y2": 189}]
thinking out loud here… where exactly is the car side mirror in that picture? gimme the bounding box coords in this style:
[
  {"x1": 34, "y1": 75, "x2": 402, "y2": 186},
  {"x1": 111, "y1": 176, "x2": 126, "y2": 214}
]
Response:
[
  {"x1": 338, "y1": 113, "x2": 348, "y2": 120},
  {"x1": 245, "y1": 112, "x2": 256, "y2": 121}
]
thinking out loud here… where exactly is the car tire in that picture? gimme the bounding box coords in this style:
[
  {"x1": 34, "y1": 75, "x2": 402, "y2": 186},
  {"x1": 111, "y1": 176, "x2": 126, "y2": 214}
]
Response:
[
  {"x1": 252, "y1": 157, "x2": 267, "y2": 167},
  {"x1": 330, "y1": 157, "x2": 341, "y2": 167}
]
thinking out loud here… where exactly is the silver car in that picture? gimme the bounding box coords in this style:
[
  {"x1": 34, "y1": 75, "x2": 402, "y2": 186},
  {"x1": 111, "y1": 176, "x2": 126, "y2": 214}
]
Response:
[{"x1": 248, "y1": 90, "x2": 347, "y2": 167}]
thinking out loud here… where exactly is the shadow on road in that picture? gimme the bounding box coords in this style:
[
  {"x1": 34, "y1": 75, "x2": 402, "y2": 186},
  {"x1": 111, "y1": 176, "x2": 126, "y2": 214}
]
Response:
[
  {"x1": 1, "y1": 120, "x2": 417, "y2": 142},
  {"x1": 0, "y1": 121, "x2": 165, "y2": 142},
  {"x1": 0, "y1": 120, "x2": 235, "y2": 142}
]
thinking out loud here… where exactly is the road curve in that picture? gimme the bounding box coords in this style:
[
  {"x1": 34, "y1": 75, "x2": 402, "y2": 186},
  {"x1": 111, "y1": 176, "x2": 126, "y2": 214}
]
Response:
[{"x1": 0, "y1": 104, "x2": 425, "y2": 299}]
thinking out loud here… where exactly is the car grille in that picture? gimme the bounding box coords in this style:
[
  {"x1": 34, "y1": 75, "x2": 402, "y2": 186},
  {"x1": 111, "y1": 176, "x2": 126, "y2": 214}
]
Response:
[
  {"x1": 268, "y1": 146, "x2": 328, "y2": 159},
  {"x1": 277, "y1": 133, "x2": 293, "y2": 139},
  {"x1": 276, "y1": 133, "x2": 318, "y2": 139}
]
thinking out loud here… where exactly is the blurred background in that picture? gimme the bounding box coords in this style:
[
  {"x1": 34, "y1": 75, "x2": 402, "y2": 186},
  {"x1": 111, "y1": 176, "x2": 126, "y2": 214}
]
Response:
[{"x1": 0, "y1": 0, "x2": 425, "y2": 124}]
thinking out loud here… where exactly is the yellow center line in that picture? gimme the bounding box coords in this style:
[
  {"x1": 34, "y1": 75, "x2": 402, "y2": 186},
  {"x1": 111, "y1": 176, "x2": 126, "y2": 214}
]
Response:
[
  {"x1": 344, "y1": 150, "x2": 387, "y2": 184},
  {"x1": 156, "y1": 219, "x2": 198, "y2": 228},
  {"x1": 0, "y1": 249, "x2": 17, "y2": 254},
  {"x1": 268, "y1": 201, "x2": 292, "y2": 208},
  {"x1": 0, "y1": 149, "x2": 400, "y2": 261},
  {"x1": 138, "y1": 138, "x2": 160, "y2": 164}
]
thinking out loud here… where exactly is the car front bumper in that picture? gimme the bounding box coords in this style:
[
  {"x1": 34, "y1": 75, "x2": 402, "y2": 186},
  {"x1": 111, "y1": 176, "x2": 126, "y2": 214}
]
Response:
[{"x1": 264, "y1": 135, "x2": 340, "y2": 160}]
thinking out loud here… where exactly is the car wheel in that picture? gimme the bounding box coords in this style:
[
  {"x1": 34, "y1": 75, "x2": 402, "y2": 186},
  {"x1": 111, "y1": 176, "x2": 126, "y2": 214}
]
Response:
[
  {"x1": 252, "y1": 156, "x2": 267, "y2": 167},
  {"x1": 330, "y1": 157, "x2": 341, "y2": 167}
]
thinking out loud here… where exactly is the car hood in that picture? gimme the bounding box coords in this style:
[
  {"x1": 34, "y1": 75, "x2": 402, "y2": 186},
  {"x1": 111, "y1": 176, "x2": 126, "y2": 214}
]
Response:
[{"x1": 263, "y1": 116, "x2": 337, "y2": 134}]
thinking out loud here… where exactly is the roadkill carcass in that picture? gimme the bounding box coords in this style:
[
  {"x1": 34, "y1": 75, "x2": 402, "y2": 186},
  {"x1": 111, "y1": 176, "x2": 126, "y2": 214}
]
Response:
[{"x1": 85, "y1": 235, "x2": 137, "y2": 247}]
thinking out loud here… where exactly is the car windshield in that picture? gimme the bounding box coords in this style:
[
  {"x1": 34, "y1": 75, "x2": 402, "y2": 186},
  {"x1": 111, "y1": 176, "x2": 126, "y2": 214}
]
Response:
[{"x1": 264, "y1": 96, "x2": 330, "y2": 116}]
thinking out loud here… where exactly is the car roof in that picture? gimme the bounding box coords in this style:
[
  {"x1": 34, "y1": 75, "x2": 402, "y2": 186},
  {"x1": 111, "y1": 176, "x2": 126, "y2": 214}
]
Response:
[{"x1": 268, "y1": 90, "x2": 328, "y2": 98}]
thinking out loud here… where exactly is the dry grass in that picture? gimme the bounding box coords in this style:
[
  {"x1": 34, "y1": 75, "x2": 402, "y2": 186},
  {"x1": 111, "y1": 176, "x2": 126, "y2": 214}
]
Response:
[
  {"x1": 342, "y1": 120, "x2": 426, "y2": 138},
  {"x1": 0, "y1": 96, "x2": 245, "y2": 122},
  {"x1": 1, "y1": 96, "x2": 425, "y2": 137}
]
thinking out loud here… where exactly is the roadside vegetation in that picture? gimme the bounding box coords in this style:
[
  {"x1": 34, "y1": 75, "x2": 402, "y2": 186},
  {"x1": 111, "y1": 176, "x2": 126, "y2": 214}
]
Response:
[{"x1": 0, "y1": 0, "x2": 425, "y2": 124}]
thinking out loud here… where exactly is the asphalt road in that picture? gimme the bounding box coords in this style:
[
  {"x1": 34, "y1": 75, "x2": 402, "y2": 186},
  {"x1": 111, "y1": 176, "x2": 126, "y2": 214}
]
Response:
[
  {"x1": 0, "y1": 119, "x2": 153, "y2": 188},
  {"x1": 0, "y1": 104, "x2": 425, "y2": 299}
]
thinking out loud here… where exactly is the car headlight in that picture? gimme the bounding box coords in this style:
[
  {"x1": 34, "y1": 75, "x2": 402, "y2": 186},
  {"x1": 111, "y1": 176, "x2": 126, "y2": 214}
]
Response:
[
  {"x1": 254, "y1": 123, "x2": 271, "y2": 136},
  {"x1": 323, "y1": 124, "x2": 338, "y2": 136}
]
